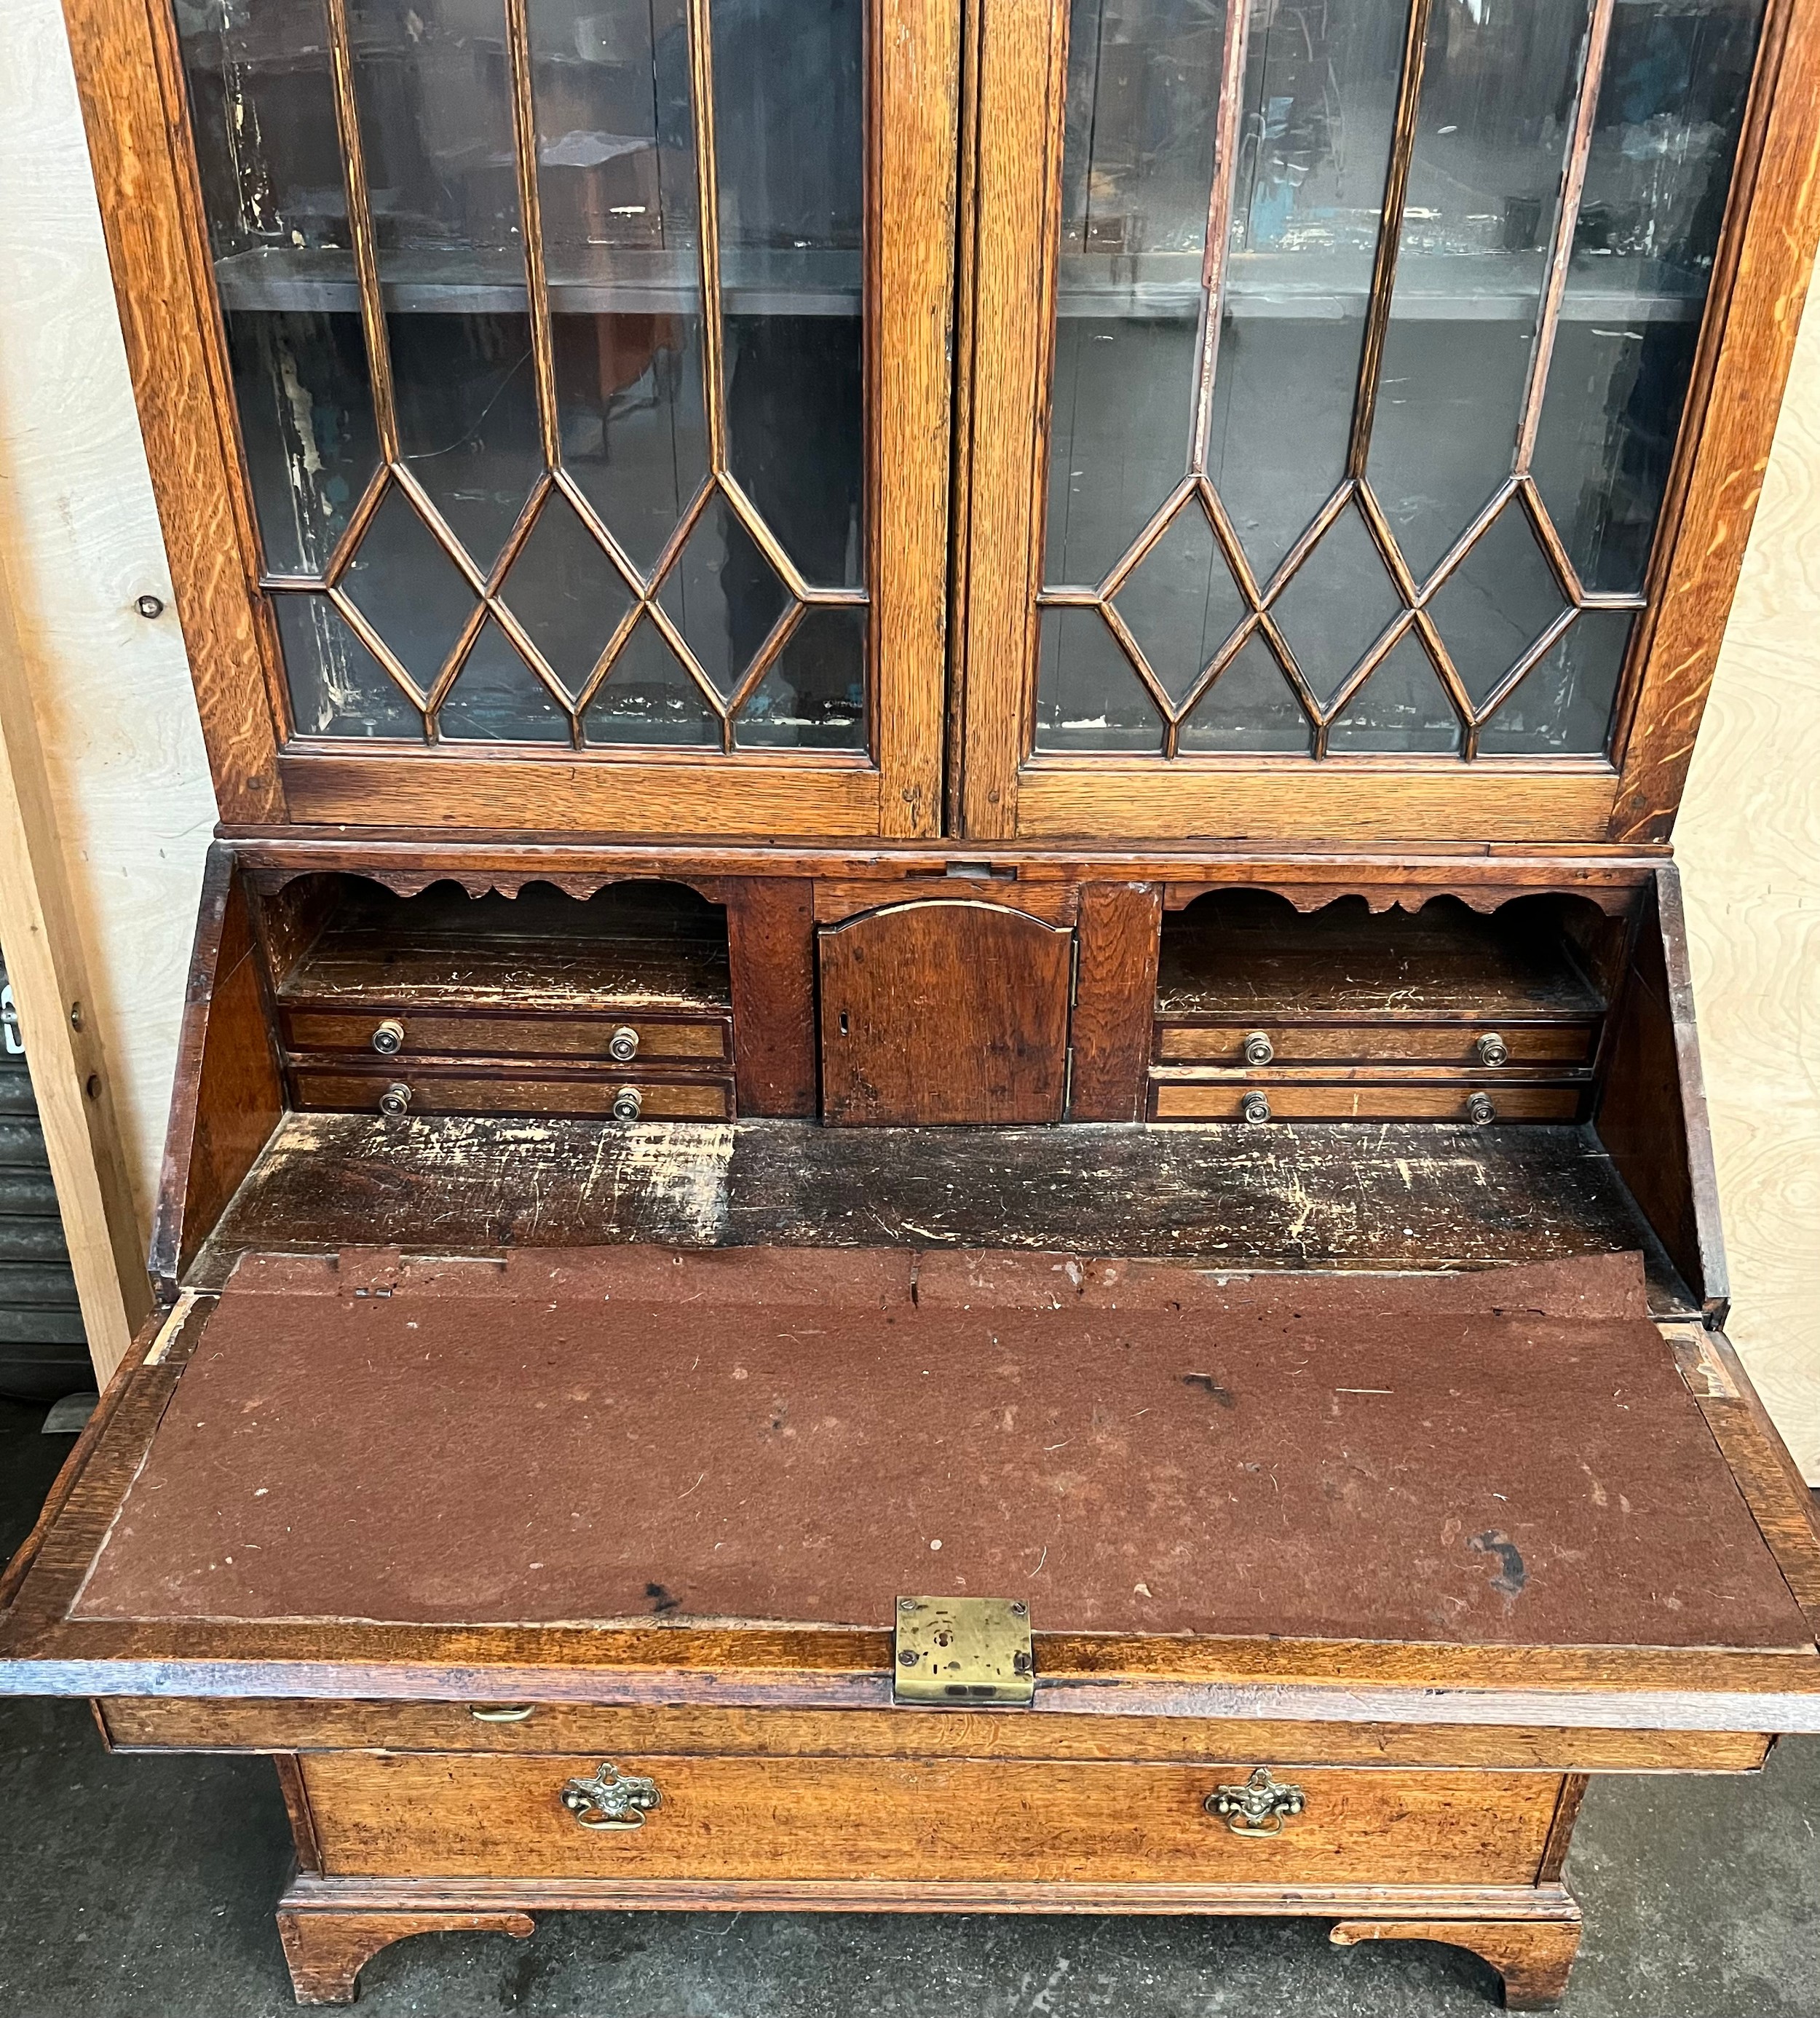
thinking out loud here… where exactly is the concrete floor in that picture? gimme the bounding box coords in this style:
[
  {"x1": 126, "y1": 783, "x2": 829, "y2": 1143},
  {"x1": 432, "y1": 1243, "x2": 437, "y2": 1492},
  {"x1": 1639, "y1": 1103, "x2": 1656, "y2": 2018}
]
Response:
[{"x1": 2, "y1": 1393, "x2": 1816, "y2": 2018}]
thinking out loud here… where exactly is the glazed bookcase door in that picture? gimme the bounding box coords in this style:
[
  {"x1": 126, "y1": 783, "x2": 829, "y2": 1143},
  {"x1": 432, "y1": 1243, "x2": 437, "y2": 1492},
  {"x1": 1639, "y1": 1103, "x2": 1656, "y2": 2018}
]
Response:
[
  {"x1": 957, "y1": 0, "x2": 1803, "y2": 842},
  {"x1": 149, "y1": 0, "x2": 954, "y2": 835}
]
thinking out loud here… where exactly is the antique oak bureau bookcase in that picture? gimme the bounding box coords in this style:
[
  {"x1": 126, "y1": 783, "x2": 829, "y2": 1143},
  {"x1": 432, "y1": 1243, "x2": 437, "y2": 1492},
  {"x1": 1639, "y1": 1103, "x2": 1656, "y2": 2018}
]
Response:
[{"x1": 6, "y1": 0, "x2": 1820, "y2": 2005}]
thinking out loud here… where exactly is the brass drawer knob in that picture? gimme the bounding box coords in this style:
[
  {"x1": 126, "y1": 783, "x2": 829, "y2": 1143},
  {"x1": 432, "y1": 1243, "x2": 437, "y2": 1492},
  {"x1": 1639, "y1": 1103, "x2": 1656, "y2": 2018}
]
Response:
[
  {"x1": 1476, "y1": 1031, "x2": 1508, "y2": 1067},
  {"x1": 612, "y1": 1085, "x2": 643, "y2": 1121},
  {"x1": 607, "y1": 1024, "x2": 640, "y2": 1063},
  {"x1": 561, "y1": 1760, "x2": 662, "y2": 1831},
  {"x1": 1241, "y1": 1091, "x2": 1271, "y2": 1125},
  {"x1": 1466, "y1": 1091, "x2": 1497, "y2": 1126},
  {"x1": 1243, "y1": 1031, "x2": 1275, "y2": 1066},
  {"x1": 379, "y1": 1081, "x2": 412, "y2": 1117},
  {"x1": 470, "y1": 1704, "x2": 534, "y2": 1723},
  {"x1": 1208, "y1": 1765, "x2": 1305, "y2": 1837},
  {"x1": 371, "y1": 1018, "x2": 405, "y2": 1057}
]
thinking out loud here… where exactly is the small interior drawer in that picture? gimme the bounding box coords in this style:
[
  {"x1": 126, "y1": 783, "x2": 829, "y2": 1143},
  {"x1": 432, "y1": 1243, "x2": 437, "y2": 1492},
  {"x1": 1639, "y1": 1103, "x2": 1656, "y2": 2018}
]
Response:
[
  {"x1": 281, "y1": 1008, "x2": 729, "y2": 1065},
  {"x1": 1149, "y1": 1079, "x2": 1588, "y2": 1123},
  {"x1": 298, "y1": 1751, "x2": 1564, "y2": 1886},
  {"x1": 1155, "y1": 1021, "x2": 1597, "y2": 1068},
  {"x1": 290, "y1": 1064, "x2": 732, "y2": 1122}
]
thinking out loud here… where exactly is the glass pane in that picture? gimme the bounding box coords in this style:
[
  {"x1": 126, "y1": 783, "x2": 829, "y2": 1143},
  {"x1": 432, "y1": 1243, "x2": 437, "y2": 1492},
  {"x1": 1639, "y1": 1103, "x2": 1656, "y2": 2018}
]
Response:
[
  {"x1": 1208, "y1": 0, "x2": 1409, "y2": 577},
  {"x1": 533, "y1": 0, "x2": 709, "y2": 577},
  {"x1": 657, "y1": 492, "x2": 791, "y2": 694},
  {"x1": 1179, "y1": 631, "x2": 1310, "y2": 752},
  {"x1": 1532, "y1": 0, "x2": 1767, "y2": 592},
  {"x1": 1034, "y1": 607, "x2": 1163, "y2": 753},
  {"x1": 1111, "y1": 501, "x2": 1247, "y2": 706},
  {"x1": 714, "y1": 0, "x2": 865, "y2": 590},
  {"x1": 340, "y1": 485, "x2": 480, "y2": 691},
  {"x1": 735, "y1": 608, "x2": 867, "y2": 748},
  {"x1": 1427, "y1": 501, "x2": 1572, "y2": 710},
  {"x1": 1366, "y1": 0, "x2": 1592, "y2": 582},
  {"x1": 498, "y1": 491, "x2": 636, "y2": 692},
  {"x1": 438, "y1": 617, "x2": 573, "y2": 740},
  {"x1": 1326, "y1": 632, "x2": 1461, "y2": 753},
  {"x1": 223, "y1": 310, "x2": 379, "y2": 576},
  {"x1": 178, "y1": 0, "x2": 352, "y2": 261},
  {"x1": 1045, "y1": 0, "x2": 1229, "y2": 595},
  {"x1": 584, "y1": 615, "x2": 720, "y2": 743},
  {"x1": 1479, "y1": 608, "x2": 1630, "y2": 753},
  {"x1": 1268, "y1": 504, "x2": 1404, "y2": 708},
  {"x1": 274, "y1": 593, "x2": 422, "y2": 737}
]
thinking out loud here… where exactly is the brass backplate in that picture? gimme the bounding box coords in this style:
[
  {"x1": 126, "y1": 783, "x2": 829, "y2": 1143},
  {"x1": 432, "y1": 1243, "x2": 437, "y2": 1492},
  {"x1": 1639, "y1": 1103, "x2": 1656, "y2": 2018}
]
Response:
[{"x1": 893, "y1": 1596, "x2": 1034, "y2": 1706}]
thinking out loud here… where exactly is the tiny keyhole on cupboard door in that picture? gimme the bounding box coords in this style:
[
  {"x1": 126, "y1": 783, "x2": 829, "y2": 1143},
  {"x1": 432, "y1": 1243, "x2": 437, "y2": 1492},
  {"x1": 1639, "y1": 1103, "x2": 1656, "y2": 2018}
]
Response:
[{"x1": 839, "y1": 1013, "x2": 850, "y2": 1035}]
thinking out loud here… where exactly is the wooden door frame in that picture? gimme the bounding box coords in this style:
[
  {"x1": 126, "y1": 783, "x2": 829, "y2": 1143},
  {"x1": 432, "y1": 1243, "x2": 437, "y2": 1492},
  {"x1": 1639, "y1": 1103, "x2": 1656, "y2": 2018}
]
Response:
[
  {"x1": 58, "y1": 0, "x2": 958, "y2": 839},
  {"x1": 955, "y1": 0, "x2": 1820, "y2": 846},
  {"x1": 0, "y1": 558, "x2": 151, "y2": 1384}
]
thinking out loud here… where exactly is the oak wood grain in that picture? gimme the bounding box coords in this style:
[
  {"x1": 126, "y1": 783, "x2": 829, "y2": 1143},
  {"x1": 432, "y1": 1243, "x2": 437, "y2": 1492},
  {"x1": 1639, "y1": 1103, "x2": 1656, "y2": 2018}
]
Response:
[
  {"x1": 298, "y1": 1751, "x2": 1563, "y2": 1886},
  {"x1": 276, "y1": 1906, "x2": 533, "y2": 2006},
  {"x1": 818, "y1": 902, "x2": 1072, "y2": 1123},
  {"x1": 1067, "y1": 882, "x2": 1160, "y2": 1120},
  {"x1": 1330, "y1": 1915, "x2": 1581, "y2": 2010}
]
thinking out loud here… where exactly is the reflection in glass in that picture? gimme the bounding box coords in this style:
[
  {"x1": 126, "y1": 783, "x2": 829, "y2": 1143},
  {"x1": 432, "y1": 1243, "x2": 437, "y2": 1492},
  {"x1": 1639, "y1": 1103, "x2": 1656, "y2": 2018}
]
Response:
[
  {"x1": 274, "y1": 593, "x2": 420, "y2": 737},
  {"x1": 1368, "y1": 0, "x2": 1591, "y2": 581},
  {"x1": 1532, "y1": 0, "x2": 1765, "y2": 594},
  {"x1": 534, "y1": 0, "x2": 709, "y2": 574},
  {"x1": 1427, "y1": 501, "x2": 1571, "y2": 709},
  {"x1": 584, "y1": 615, "x2": 719, "y2": 743},
  {"x1": 1112, "y1": 503, "x2": 1247, "y2": 705},
  {"x1": 498, "y1": 491, "x2": 635, "y2": 692},
  {"x1": 713, "y1": 0, "x2": 866, "y2": 604},
  {"x1": 1179, "y1": 633, "x2": 1309, "y2": 752},
  {"x1": 735, "y1": 609, "x2": 868, "y2": 748},
  {"x1": 438, "y1": 618, "x2": 571, "y2": 740},
  {"x1": 659, "y1": 493, "x2": 790, "y2": 695},
  {"x1": 1208, "y1": 0, "x2": 1406, "y2": 574},
  {"x1": 1269, "y1": 504, "x2": 1404, "y2": 708},
  {"x1": 340, "y1": 486, "x2": 478, "y2": 692},
  {"x1": 1035, "y1": 608, "x2": 1163, "y2": 752},
  {"x1": 1326, "y1": 633, "x2": 1460, "y2": 753},
  {"x1": 1479, "y1": 607, "x2": 1629, "y2": 753},
  {"x1": 225, "y1": 311, "x2": 378, "y2": 576}
]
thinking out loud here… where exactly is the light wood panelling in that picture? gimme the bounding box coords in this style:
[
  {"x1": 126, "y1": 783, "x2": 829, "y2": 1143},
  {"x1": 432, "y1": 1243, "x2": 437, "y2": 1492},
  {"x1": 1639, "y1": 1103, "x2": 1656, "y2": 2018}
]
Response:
[
  {"x1": 0, "y1": 0, "x2": 218, "y2": 1227},
  {"x1": 1679, "y1": 261, "x2": 1820, "y2": 1481}
]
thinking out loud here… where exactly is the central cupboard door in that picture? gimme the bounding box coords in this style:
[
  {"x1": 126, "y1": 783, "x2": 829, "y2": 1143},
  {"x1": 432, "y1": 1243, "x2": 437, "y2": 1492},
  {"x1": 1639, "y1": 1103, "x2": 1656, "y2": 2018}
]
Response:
[
  {"x1": 957, "y1": 0, "x2": 1770, "y2": 842},
  {"x1": 175, "y1": 0, "x2": 956, "y2": 834}
]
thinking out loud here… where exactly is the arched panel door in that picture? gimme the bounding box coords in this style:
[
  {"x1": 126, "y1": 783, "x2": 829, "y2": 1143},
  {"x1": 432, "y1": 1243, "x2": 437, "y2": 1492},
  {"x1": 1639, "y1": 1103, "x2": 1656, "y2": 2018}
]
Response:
[
  {"x1": 132, "y1": 0, "x2": 956, "y2": 835},
  {"x1": 818, "y1": 901, "x2": 1074, "y2": 1123}
]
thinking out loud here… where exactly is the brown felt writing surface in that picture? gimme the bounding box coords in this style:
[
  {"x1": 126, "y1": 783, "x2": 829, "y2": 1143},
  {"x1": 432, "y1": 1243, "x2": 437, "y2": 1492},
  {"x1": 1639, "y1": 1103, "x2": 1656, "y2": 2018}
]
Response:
[{"x1": 72, "y1": 1249, "x2": 1806, "y2": 1654}]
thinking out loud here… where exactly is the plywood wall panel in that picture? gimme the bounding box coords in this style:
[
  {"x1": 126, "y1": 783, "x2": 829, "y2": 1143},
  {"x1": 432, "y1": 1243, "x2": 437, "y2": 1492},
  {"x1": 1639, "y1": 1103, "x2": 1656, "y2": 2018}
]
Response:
[
  {"x1": 1679, "y1": 263, "x2": 1820, "y2": 1482},
  {"x1": 0, "y1": 0, "x2": 218, "y2": 1233}
]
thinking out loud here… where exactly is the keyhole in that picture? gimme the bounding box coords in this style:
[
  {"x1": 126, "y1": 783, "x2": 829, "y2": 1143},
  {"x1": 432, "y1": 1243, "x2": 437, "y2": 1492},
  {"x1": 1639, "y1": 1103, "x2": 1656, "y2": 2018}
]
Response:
[{"x1": 839, "y1": 1011, "x2": 849, "y2": 1036}]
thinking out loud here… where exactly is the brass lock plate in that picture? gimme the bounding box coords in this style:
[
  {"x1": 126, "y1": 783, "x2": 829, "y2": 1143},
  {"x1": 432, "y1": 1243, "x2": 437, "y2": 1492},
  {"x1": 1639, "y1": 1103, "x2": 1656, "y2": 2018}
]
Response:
[{"x1": 893, "y1": 1595, "x2": 1033, "y2": 1706}]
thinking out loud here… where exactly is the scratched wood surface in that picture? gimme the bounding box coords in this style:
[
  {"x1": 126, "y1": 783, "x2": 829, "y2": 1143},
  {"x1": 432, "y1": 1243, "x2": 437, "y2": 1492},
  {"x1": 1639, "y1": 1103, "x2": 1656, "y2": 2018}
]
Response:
[{"x1": 185, "y1": 1114, "x2": 1696, "y2": 1316}]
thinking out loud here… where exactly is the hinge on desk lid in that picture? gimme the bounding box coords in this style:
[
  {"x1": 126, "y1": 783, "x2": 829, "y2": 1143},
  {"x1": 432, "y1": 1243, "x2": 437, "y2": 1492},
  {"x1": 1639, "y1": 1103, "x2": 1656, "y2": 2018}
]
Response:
[{"x1": 893, "y1": 1596, "x2": 1034, "y2": 1706}]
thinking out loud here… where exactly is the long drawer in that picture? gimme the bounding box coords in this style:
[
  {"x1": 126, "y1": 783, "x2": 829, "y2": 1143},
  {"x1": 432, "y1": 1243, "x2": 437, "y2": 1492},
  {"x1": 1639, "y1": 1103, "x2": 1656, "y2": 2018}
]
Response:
[
  {"x1": 280, "y1": 1008, "x2": 729, "y2": 1065},
  {"x1": 291, "y1": 1064, "x2": 732, "y2": 1121},
  {"x1": 1149, "y1": 1078, "x2": 1588, "y2": 1123},
  {"x1": 1155, "y1": 1021, "x2": 1598, "y2": 1068},
  {"x1": 297, "y1": 1751, "x2": 1564, "y2": 1886}
]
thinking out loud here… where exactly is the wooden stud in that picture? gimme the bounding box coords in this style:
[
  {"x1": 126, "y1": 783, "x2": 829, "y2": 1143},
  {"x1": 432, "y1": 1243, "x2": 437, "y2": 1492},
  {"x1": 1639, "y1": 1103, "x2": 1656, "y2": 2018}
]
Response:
[{"x1": 0, "y1": 561, "x2": 149, "y2": 1380}]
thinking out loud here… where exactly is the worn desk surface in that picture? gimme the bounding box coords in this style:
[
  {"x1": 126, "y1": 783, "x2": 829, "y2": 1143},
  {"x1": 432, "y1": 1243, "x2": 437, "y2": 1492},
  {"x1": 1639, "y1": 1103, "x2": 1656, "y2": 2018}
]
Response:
[{"x1": 73, "y1": 1248, "x2": 1804, "y2": 1654}]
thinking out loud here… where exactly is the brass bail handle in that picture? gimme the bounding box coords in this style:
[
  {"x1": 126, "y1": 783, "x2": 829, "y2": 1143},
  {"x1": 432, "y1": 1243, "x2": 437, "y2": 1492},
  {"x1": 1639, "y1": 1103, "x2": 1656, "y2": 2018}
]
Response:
[
  {"x1": 1207, "y1": 1765, "x2": 1306, "y2": 1837},
  {"x1": 560, "y1": 1761, "x2": 662, "y2": 1831}
]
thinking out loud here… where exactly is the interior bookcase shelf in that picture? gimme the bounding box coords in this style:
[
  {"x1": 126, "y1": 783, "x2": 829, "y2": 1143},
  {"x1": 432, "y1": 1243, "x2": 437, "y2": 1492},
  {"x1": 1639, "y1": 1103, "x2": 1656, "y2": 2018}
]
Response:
[
  {"x1": 272, "y1": 878, "x2": 732, "y2": 1013},
  {"x1": 1156, "y1": 893, "x2": 1610, "y2": 1021},
  {"x1": 210, "y1": 245, "x2": 1701, "y2": 323}
]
